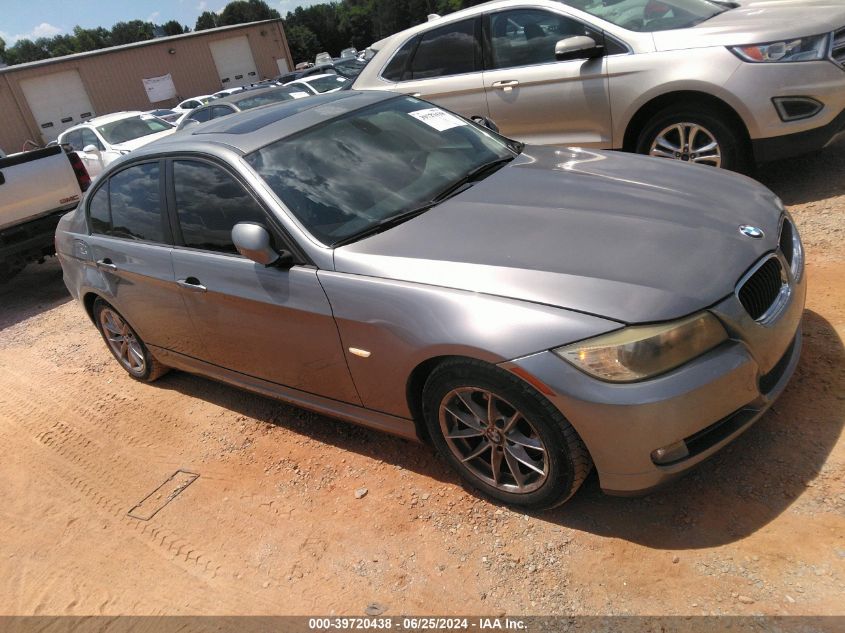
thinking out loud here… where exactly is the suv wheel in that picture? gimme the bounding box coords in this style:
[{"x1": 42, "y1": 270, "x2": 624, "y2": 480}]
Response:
[
  {"x1": 636, "y1": 105, "x2": 749, "y2": 172},
  {"x1": 422, "y1": 359, "x2": 592, "y2": 509}
]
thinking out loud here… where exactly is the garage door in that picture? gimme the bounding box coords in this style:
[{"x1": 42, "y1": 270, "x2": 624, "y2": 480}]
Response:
[
  {"x1": 20, "y1": 70, "x2": 95, "y2": 143},
  {"x1": 210, "y1": 36, "x2": 259, "y2": 89}
]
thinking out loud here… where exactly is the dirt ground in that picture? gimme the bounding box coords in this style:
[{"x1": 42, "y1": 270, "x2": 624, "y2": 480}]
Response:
[{"x1": 0, "y1": 143, "x2": 843, "y2": 618}]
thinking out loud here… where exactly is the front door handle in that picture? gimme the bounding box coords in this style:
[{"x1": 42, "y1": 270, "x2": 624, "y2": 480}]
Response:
[
  {"x1": 492, "y1": 80, "x2": 519, "y2": 91},
  {"x1": 177, "y1": 277, "x2": 207, "y2": 293},
  {"x1": 96, "y1": 258, "x2": 117, "y2": 271}
]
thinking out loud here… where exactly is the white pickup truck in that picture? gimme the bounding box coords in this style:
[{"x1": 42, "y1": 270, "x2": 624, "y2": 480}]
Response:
[{"x1": 0, "y1": 145, "x2": 90, "y2": 281}]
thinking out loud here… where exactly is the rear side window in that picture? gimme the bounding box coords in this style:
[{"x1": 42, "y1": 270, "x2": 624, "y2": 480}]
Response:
[
  {"x1": 407, "y1": 18, "x2": 481, "y2": 80},
  {"x1": 381, "y1": 36, "x2": 419, "y2": 82},
  {"x1": 211, "y1": 106, "x2": 235, "y2": 118},
  {"x1": 107, "y1": 163, "x2": 164, "y2": 242},
  {"x1": 88, "y1": 186, "x2": 111, "y2": 234},
  {"x1": 63, "y1": 130, "x2": 83, "y2": 151},
  {"x1": 81, "y1": 128, "x2": 104, "y2": 151},
  {"x1": 173, "y1": 160, "x2": 267, "y2": 254},
  {"x1": 190, "y1": 108, "x2": 212, "y2": 123}
]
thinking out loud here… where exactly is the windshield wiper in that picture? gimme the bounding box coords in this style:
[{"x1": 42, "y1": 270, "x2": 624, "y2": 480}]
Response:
[
  {"x1": 331, "y1": 155, "x2": 515, "y2": 248},
  {"x1": 331, "y1": 204, "x2": 437, "y2": 247},
  {"x1": 428, "y1": 155, "x2": 515, "y2": 204}
]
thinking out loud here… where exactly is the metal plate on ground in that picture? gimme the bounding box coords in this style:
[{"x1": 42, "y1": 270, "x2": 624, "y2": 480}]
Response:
[{"x1": 127, "y1": 470, "x2": 199, "y2": 521}]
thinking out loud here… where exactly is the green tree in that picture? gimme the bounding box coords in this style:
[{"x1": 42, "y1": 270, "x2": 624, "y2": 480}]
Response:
[
  {"x1": 161, "y1": 20, "x2": 187, "y2": 36},
  {"x1": 218, "y1": 0, "x2": 281, "y2": 26},
  {"x1": 110, "y1": 20, "x2": 155, "y2": 46},
  {"x1": 285, "y1": 24, "x2": 322, "y2": 64},
  {"x1": 195, "y1": 11, "x2": 219, "y2": 31},
  {"x1": 0, "y1": 36, "x2": 6, "y2": 63}
]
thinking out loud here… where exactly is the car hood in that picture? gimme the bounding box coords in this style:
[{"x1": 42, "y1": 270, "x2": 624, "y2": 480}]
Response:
[
  {"x1": 111, "y1": 128, "x2": 177, "y2": 152},
  {"x1": 653, "y1": 1, "x2": 845, "y2": 51},
  {"x1": 333, "y1": 147, "x2": 784, "y2": 324}
]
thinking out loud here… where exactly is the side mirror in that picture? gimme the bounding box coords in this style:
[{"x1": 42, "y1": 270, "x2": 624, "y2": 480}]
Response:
[
  {"x1": 82, "y1": 144, "x2": 101, "y2": 154},
  {"x1": 232, "y1": 222, "x2": 294, "y2": 267},
  {"x1": 470, "y1": 116, "x2": 500, "y2": 133},
  {"x1": 555, "y1": 36, "x2": 603, "y2": 61}
]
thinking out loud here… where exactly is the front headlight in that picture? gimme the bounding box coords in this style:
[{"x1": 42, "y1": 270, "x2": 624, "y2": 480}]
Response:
[
  {"x1": 553, "y1": 312, "x2": 728, "y2": 383},
  {"x1": 730, "y1": 34, "x2": 830, "y2": 63}
]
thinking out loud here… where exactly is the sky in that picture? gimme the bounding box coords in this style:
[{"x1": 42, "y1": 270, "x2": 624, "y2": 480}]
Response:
[{"x1": 0, "y1": 0, "x2": 324, "y2": 45}]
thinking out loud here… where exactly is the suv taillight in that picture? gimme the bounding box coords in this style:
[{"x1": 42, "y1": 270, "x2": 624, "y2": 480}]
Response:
[{"x1": 67, "y1": 151, "x2": 91, "y2": 192}]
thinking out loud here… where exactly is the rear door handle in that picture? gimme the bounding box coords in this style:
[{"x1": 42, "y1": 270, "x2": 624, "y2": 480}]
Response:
[
  {"x1": 177, "y1": 277, "x2": 207, "y2": 293},
  {"x1": 492, "y1": 80, "x2": 519, "y2": 91},
  {"x1": 96, "y1": 258, "x2": 117, "y2": 271}
]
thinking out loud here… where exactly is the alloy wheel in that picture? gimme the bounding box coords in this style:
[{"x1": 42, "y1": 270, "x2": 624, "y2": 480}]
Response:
[
  {"x1": 649, "y1": 122, "x2": 722, "y2": 167},
  {"x1": 439, "y1": 387, "x2": 549, "y2": 493},
  {"x1": 99, "y1": 308, "x2": 146, "y2": 375}
]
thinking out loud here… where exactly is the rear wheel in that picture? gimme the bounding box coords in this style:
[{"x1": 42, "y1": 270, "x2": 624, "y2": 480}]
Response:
[
  {"x1": 93, "y1": 298, "x2": 168, "y2": 382},
  {"x1": 636, "y1": 105, "x2": 750, "y2": 173},
  {"x1": 422, "y1": 359, "x2": 592, "y2": 509}
]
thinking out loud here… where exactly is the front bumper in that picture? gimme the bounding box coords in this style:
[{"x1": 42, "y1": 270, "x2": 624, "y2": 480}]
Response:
[
  {"x1": 752, "y1": 107, "x2": 845, "y2": 163},
  {"x1": 502, "y1": 259, "x2": 806, "y2": 495},
  {"x1": 724, "y1": 58, "x2": 845, "y2": 163}
]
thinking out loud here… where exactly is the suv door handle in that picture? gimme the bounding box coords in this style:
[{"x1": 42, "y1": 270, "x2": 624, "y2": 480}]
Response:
[
  {"x1": 96, "y1": 258, "x2": 117, "y2": 271},
  {"x1": 492, "y1": 80, "x2": 519, "y2": 91},
  {"x1": 177, "y1": 277, "x2": 208, "y2": 293}
]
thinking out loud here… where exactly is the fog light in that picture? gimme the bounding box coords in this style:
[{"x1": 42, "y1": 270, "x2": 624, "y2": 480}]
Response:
[
  {"x1": 651, "y1": 440, "x2": 690, "y2": 465},
  {"x1": 772, "y1": 97, "x2": 823, "y2": 122}
]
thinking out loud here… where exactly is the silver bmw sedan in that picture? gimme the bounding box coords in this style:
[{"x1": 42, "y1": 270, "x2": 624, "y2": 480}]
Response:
[{"x1": 55, "y1": 91, "x2": 804, "y2": 508}]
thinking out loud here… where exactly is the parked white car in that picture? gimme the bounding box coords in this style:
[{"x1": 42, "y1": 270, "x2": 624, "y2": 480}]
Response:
[
  {"x1": 211, "y1": 87, "x2": 247, "y2": 99},
  {"x1": 283, "y1": 73, "x2": 352, "y2": 95},
  {"x1": 173, "y1": 95, "x2": 216, "y2": 113},
  {"x1": 57, "y1": 112, "x2": 176, "y2": 178}
]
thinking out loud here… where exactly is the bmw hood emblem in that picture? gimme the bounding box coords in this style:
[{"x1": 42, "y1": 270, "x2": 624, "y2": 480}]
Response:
[{"x1": 739, "y1": 225, "x2": 764, "y2": 239}]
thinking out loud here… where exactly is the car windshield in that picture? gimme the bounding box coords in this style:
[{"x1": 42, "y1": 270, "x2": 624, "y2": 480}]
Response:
[
  {"x1": 307, "y1": 75, "x2": 351, "y2": 93},
  {"x1": 558, "y1": 0, "x2": 728, "y2": 32},
  {"x1": 231, "y1": 88, "x2": 301, "y2": 110},
  {"x1": 97, "y1": 116, "x2": 172, "y2": 144},
  {"x1": 246, "y1": 97, "x2": 517, "y2": 246}
]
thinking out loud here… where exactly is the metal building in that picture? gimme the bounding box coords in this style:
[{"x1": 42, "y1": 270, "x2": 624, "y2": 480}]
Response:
[{"x1": 0, "y1": 19, "x2": 293, "y2": 153}]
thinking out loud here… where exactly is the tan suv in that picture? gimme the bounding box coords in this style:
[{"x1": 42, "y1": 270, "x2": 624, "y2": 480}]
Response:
[{"x1": 352, "y1": 0, "x2": 845, "y2": 171}]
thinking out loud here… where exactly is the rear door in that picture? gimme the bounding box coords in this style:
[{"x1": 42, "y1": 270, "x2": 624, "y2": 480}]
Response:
[
  {"x1": 166, "y1": 157, "x2": 360, "y2": 403},
  {"x1": 85, "y1": 160, "x2": 194, "y2": 352},
  {"x1": 482, "y1": 7, "x2": 613, "y2": 147},
  {"x1": 381, "y1": 16, "x2": 490, "y2": 121}
]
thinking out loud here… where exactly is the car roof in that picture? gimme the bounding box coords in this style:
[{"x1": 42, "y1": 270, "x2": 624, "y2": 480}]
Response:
[
  {"x1": 135, "y1": 90, "x2": 397, "y2": 156},
  {"x1": 62, "y1": 111, "x2": 145, "y2": 133},
  {"x1": 213, "y1": 85, "x2": 293, "y2": 105}
]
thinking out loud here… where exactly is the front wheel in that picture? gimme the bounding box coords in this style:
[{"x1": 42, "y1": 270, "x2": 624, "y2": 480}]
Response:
[
  {"x1": 422, "y1": 359, "x2": 592, "y2": 509},
  {"x1": 636, "y1": 105, "x2": 749, "y2": 172}
]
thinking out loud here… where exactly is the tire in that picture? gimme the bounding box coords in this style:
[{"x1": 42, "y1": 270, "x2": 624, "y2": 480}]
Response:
[
  {"x1": 93, "y1": 298, "x2": 169, "y2": 382},
  {"x1": 635, "y1": 104, "x2": 750, "y2": 173},
  {"x1": 422, "y1": 358, "x2": 592, "y2": 509}
]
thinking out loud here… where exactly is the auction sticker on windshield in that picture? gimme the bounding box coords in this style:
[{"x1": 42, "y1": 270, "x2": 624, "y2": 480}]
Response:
[{"x1": 409, "y1": 108, "x2": 467, "y2": 132}]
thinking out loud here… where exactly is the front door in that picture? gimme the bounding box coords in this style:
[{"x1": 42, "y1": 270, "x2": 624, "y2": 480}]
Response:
[
  {"x1": 386, "y1": 16, "x2": 490, "y2": 121},
  {"x1": 482, "y1": 8, "x2": 613, "y2": 147},
  {"x1": 167, "y1": 158, "x2": 360, "y2": 404}
]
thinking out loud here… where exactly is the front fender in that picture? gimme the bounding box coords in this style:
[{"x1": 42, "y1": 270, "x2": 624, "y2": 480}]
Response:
[{"x1": 317, "y1": 271, "x2": 619, "y2": 418}]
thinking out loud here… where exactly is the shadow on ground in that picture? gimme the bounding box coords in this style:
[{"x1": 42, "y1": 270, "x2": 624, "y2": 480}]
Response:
[
  {"x1": 156, "y1": 308, "x2": 843, "y2": 551},
  {"x1": 756, "y1": 137, "x2": 845, "y2": 205},
  {"x1": 0, "y1": 258, "x2": 70, "y2": 331}
]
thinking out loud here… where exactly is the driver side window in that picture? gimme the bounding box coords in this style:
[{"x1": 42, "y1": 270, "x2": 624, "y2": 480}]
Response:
[{"x1": 489, "y1": 9, "x2": 602, "y2": 70}]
